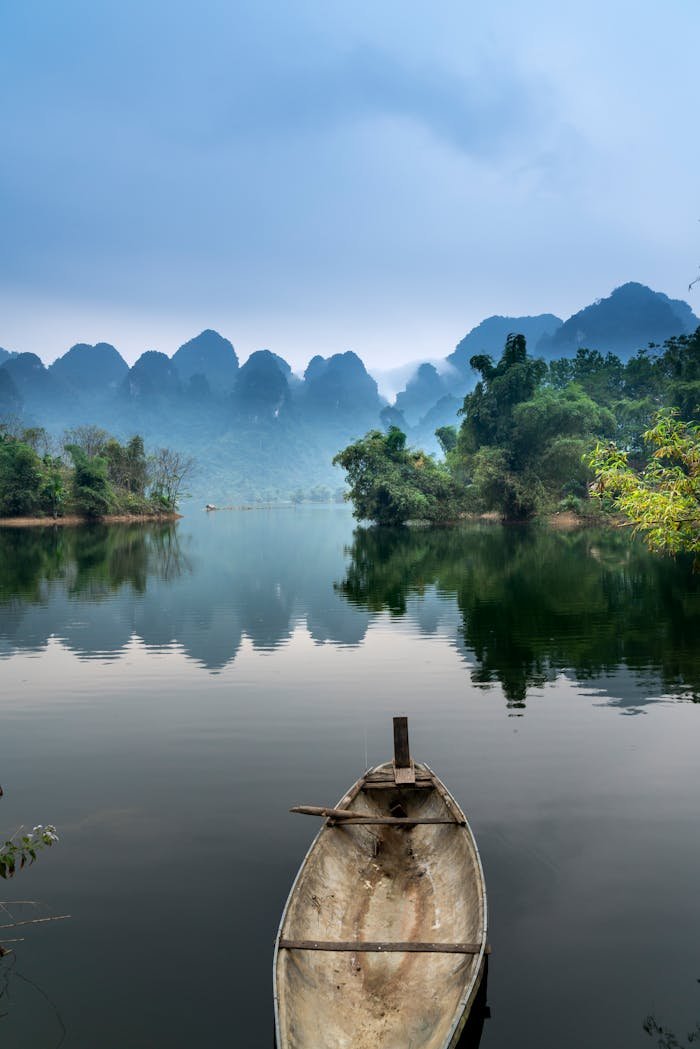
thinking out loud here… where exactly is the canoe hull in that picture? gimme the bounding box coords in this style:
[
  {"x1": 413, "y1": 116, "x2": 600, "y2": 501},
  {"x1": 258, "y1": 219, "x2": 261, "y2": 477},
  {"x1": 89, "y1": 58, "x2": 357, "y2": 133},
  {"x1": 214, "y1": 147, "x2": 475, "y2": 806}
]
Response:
[{"x1": 274, "y1": 762, "x2": 488, "y2": 1049}]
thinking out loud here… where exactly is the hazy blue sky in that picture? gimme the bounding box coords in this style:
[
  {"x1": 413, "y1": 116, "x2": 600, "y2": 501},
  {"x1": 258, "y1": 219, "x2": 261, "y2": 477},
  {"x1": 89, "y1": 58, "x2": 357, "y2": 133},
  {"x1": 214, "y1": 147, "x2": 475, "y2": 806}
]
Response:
[{"x1": 1, "y1": 1, "x2": 698, "y2": 369}]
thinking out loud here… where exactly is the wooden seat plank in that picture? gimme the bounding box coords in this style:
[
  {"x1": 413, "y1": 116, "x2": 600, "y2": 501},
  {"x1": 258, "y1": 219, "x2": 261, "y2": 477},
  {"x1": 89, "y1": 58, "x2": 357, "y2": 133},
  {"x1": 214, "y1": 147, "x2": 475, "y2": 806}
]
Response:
[{"x1": 279, "y1": 939, "x2": 489, "y2": 955}]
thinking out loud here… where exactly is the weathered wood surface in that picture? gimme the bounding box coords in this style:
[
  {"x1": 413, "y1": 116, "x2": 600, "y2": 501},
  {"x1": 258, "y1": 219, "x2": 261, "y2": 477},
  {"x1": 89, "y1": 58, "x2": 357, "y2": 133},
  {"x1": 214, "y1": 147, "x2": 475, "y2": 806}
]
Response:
[
  {"x1": 279, "y1": 939, "x2": 488, "y2": 954},
  {"x1": 289, "y1": 805, "x2": 357, "y2": 820},
  {"x1": 330, "y1": 816, "x2": 464, "y2": 826},
  {"x1": 364, "y1": 769, "x2": 432, "y2": 783},
  {"x1": 275, "y1": 759, "x2": 488, "y2": 1049},
  {"x1": 290, "y1": 806, "x2": 463, "y2": 826},
  {"x1": 393, "y1": 716, "x2": 411, "y2": 767}
]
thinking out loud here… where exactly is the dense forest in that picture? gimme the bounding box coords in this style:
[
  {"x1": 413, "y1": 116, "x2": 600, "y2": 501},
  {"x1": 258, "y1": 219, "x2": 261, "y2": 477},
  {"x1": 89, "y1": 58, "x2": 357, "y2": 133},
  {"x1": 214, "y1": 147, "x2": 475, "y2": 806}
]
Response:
[
  {"x1": 0, "y1": 282, "x2": 697, "y2": 503},
  {"x1": 0, "y1": 423, "x2": 191, "y2": 519},
  {"x1": 334, "y1": 325, "x2": 700, "y2": 546}
]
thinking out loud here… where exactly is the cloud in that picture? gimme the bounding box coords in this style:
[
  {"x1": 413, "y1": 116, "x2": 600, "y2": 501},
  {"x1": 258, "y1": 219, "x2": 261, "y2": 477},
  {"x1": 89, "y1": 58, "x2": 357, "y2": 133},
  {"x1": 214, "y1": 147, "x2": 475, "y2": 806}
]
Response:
[
  {"x1": 219, "y1": 43, "x2": 543, "y2": 160},
  {"x1": 0, "y1": 1, "x2": 698, "y2": 368}
]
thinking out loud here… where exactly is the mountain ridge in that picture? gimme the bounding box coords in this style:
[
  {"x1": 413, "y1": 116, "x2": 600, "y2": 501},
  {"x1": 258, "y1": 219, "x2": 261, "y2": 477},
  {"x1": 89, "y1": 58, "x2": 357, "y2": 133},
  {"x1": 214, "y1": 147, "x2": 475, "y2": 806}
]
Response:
[{"x1": 1, "y1": 283, "x2": 697, "y2": 500}]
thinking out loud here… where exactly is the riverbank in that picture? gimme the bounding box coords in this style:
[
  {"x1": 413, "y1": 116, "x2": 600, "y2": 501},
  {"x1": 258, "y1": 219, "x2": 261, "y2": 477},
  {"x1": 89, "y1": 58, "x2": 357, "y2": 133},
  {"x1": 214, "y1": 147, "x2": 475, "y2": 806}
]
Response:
[{"x1": 0, "y1": 512, "x2": 182, "y2": 528}]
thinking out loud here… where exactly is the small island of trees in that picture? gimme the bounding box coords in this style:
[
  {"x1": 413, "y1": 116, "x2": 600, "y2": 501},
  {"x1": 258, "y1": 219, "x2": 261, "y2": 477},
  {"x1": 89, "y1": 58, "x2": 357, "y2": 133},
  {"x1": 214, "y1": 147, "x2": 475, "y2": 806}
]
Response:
[{"x1": 0, "y1": 423, "x2": 194, "y2": 522}]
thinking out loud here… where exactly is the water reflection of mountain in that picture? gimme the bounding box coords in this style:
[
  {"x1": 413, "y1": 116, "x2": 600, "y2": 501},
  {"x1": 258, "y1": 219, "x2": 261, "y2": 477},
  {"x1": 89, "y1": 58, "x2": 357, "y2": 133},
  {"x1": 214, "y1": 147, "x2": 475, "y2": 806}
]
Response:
[
  {"x1": 336, "y1": 524, "x2": 700, "y2": 710},
  {"x1": 3, "y1": 515, "x2": 699, "y2": 705},
  {"x1": 0, "y1": 512, "x2": 372, "y2": 669}
]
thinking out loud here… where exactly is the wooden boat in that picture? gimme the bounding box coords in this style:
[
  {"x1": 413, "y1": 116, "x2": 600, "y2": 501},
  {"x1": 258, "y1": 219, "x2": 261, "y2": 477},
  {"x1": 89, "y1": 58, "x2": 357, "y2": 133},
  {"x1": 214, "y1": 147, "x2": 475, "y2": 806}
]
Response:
[{"x1": 274, "y1": 719, "x2": 488, "y2": 1049}]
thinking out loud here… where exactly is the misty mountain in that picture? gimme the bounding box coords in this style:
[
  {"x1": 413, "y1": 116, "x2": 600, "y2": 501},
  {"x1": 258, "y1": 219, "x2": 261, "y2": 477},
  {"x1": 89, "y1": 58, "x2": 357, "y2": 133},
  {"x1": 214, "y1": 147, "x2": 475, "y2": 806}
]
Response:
[
  {"x1": 172, "y1": 329, "x2": 239, "y2": 393},
  {"x1": 536, "y1": 282, "x2": 698, "y2": 360},
  {"x1": 1, "y1": 282, "x2": 698, "y2": 501},
  {"x1": 232, "y1": 349, "x2": 292, "y2": 421},
  {"x1": 447, "y1": 314, "x2": 563, "y2": 371},
  {"x1": 122, "y1": 351, "x2": 182, "y2": 400},
  {"x1": 302, "y1": 351, "x2": 382, "y2": 423},
  {"x1": 50, "y1": 341, "x2": 128, "y2": 395},
  {"x1": 394, "y1": 363, "x2": 448, "y2": 426},
  {"x1": 2, "y1": 352, "x2": 65, "y2": 413},
  {"x1": 0, "y1": 367, "x2": 21, "y2": 415}
]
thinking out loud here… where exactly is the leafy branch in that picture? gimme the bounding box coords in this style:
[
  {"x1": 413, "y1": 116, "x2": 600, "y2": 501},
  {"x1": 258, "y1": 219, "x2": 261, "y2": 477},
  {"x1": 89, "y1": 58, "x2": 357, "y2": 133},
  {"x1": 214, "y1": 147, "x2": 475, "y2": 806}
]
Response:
[{"x1": 0, "y1": 826, "x2": 59, "y2": 880}]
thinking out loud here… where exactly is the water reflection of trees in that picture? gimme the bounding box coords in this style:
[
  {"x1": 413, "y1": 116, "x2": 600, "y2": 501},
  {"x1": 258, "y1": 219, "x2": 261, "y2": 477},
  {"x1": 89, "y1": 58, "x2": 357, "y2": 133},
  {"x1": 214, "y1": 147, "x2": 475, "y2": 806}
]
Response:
[
  {"x1": 336, "y1": 524, "x2": 700, "y2": 709},
  {"x1": 0, "y1": 514, "x2": 372, "y2": 667},
  {"x1": 0, "y1": 523, "x2": 190, "y2": 604}
]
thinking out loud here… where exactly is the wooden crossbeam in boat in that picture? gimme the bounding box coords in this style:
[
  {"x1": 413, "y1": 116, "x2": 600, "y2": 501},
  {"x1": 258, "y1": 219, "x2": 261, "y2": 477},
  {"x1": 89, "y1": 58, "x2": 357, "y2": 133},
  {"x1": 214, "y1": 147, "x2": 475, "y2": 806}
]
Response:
[
  {"x1": 329, "y1": 816, "x2": 464, "y2": 826},
  {"x1": 279, "y1": 939, "x2": 490, "y2": 955},
  {"x1": 364, "y1": 771, "x2": 432, "y2": 783},
  {"x1": 361, "y1": 781, "x2": 433, "y2": 790}
]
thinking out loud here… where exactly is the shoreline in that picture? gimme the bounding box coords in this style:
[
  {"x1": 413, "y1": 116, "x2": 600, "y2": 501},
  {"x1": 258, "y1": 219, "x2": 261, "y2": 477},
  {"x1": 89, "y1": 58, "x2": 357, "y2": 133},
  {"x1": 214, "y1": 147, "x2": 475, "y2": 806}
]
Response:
[{"x1": 0, "y1": 512, "x2": 183, "y2": 528}]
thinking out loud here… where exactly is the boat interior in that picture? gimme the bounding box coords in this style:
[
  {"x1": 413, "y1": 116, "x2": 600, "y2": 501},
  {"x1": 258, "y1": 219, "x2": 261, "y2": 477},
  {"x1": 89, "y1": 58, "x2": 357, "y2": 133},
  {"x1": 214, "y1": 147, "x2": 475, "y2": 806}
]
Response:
[{"x1": 275, "y1": 759, "x2": 487, "y2": 1049}]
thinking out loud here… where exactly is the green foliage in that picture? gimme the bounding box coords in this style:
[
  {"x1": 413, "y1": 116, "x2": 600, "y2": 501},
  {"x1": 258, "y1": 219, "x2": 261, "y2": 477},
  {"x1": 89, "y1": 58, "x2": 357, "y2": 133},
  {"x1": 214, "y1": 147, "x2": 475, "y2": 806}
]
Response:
[
  {"x1": 466, "y1": 446, "x2": 544, "y2": 519},
  {"x1": 459, "y1": 334, "x2": 547, "y2": 454},
  {"x1": 0, "y1": 825, "x2": 58, "y2": 880},
  {"x1": 0, "y1": 436, "x2": 43, "y2": 516},
  {"x1": 333, "y1": 426, "x2": 464, "y2": 524},
  {"x1": 0, "y1": 423, "x2": 191, "y2": 519},
  {"x1": 339, "y1": 328, "x2": 700, "y2": 525},
  {"x1": 66, "y1": 444, "x2": 112, "y2": 517},
  {"x1": 454, "y1": 336, "x2": 613, "y2": 518},
  {"x1": 104, "y1": 434, "x2": 148, "y2": 496},
  {"x1": 588, "y1": 409, "x2": 700, "y2": 555},
  {"x1": 39, "y1": 456, "x2": 67, "y2": 518},
  {"x1": 435, "y1": 425, "x2": 457, "y2": 455}
]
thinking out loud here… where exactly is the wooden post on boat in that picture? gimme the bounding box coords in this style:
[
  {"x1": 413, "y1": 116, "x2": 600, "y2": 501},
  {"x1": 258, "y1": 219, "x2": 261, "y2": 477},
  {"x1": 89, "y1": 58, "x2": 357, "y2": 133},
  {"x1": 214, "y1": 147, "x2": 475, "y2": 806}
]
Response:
[
  {"x1": 393, "y1": 716, "x2": 416, "y2": 784},
  {"x1": 393, "y1": 716, "x2": 410, "y2": 767}
]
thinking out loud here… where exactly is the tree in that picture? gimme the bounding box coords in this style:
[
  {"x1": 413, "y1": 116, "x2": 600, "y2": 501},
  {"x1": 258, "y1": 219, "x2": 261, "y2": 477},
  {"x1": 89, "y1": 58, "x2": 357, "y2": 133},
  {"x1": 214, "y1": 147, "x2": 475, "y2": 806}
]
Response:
[
  {"x1": 435, "y1": 425, "x2": 457, "y2": 455},
  {"x1": 62, "y1": 425, "x2": 108, "y2": 459},
  {"x1": 149, "y1": 448, "x2": 195, "y2": 510},
  {"x1": 66, "y1": 444, "x2": 112, "y2": 517},
  {"x1": 459, "y1": 333, "x2": 547, "y2": 453},
  {"x1": 588, "y1": 409, "x2": 700, "y2": 555},
  {"x1": 104, "y1": 435, "x2": 148, "y2": 496},
  {"x1": 40, "y1": 455, "x2": 66, "y2": 518},
  {"x1": 333, "y1": 426, "x2": 464, "y2": 525},
  {"x1": 63, "y1": 425, "x2": 109, "y2": 459},
  {"x1": 0, "y1": 435, "x2": 43, "y2": 516},
  {"x1": 455, "y1": 335, "x2": 613, "y2": 518}
]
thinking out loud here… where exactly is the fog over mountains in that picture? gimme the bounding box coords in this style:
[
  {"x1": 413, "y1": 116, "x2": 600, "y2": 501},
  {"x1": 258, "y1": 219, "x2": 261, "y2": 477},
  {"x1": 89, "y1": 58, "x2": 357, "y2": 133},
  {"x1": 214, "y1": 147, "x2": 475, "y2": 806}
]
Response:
[{"x1": 1, "y1": 282, "x2": 697, "y2": 501}]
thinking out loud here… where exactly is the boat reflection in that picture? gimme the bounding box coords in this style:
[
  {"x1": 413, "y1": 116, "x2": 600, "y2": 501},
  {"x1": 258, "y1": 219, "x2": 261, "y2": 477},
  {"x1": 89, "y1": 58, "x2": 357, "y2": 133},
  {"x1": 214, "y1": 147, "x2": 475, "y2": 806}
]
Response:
[{"x1": 454, "y1": 958, "x2": 490, "y2": 1048}]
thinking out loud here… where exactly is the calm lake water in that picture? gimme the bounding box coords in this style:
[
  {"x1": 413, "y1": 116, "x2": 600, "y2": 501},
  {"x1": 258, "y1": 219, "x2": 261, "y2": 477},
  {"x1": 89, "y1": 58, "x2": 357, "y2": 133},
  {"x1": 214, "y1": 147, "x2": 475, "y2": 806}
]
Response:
[{"x1": 1, "y1": 507, "x2": 699, "y2": 1048}]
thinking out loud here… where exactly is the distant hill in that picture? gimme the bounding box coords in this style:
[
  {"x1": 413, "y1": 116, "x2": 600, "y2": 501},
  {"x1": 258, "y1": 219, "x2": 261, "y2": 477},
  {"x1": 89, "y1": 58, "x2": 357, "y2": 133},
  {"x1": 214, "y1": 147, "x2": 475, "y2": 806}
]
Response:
[
  {"x1": 447, "y1": 314, "x2": 563, "y2": 372},
  {"x1": 394, "y1": 363, "x2": 448, "y2": 426},
  {"x1": 0, "y1": 367, "x2": 21, "y2": 415},
  {"x1": 1, "y1": 352, "x2": 64, "y2": 412},
  {"x1": 302, "y1": 351, "x2": 382, "y2": 423},
  {"x1": 172, "y1": 330, "x2": 239, "y2": 394},
  {"x1": 232, "y1": 349, "x2": 291, "y2": 421},
  {"x1": 122, "y1": 351, "x2": 182, "y2": 400},
  {"x1": 536, "y1": 283, "x2": 699, "y2": 360},
  {"x1": 50, "y1": 342, "x2": 128, "y2": 394}
]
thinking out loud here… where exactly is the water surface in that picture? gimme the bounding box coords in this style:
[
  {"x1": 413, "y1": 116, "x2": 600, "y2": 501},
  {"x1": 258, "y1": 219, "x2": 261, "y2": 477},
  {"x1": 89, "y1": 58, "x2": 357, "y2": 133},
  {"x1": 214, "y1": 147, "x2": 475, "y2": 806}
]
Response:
[{"x1": 1, "y1": 508, "x2": 698, "y2": 1047}]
